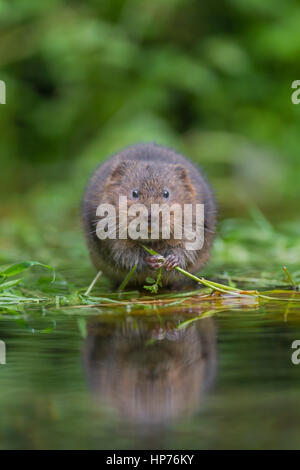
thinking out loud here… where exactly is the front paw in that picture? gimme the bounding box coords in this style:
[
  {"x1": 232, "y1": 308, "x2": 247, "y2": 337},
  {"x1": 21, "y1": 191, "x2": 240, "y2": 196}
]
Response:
[
  {"x1": 145, "y1": 255, "x2": 164, "y2": 270},
  {"x1": 163, "y1": 253, "x2": 179, "y2": 271}
]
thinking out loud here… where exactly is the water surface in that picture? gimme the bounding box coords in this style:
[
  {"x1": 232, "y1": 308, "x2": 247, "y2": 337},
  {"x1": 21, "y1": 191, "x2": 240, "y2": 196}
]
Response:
[{"x1": 1, "y1": 285, "x2": 300, "y2": 450}]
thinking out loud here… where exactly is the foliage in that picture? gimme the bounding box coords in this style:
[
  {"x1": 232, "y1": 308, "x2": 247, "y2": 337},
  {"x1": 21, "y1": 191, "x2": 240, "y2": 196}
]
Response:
[
  {"x1": 0, "y1": 0, "x2": 300, "y2": 305},
  {"x1": 0, "y1": 0, "x2": 300, "y2": 216}
]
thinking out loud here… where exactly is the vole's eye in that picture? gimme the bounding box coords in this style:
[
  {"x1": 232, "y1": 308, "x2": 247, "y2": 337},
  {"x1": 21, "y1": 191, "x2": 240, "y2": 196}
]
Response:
[
  {"x1": 132, "y1": 189, "x2": 139, "y2": 198},
  {"x1": 163, "y1": 189, "x2": 169, "y2": 198}
]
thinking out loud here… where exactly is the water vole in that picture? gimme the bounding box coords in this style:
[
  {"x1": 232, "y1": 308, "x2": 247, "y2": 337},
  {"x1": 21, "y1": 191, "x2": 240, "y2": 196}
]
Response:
[{"x1": 82, "y1": 143, "x2": 216, "y2": 287}]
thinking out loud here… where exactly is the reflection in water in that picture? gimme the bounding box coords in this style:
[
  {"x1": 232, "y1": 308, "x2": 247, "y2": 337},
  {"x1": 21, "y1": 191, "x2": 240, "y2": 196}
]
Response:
[{"x1": 83, "y1": 314, "x2": 217, "y2": 425}]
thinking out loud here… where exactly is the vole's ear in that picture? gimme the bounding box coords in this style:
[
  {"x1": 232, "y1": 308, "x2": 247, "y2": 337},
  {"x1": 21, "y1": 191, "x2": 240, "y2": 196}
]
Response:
[
  {"x1": 110, "y1": 160, "x2": 131, "y2": 181},
  {"x1": 173, "y1": 164, "x2": 196, "y2": 197},
  {"x1": 173, "y1": 164, "x2": 188, "y2": 181}
]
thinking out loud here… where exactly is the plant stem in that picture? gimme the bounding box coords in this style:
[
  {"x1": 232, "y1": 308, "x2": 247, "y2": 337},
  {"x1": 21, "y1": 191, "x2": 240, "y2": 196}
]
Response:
[
  {"x1": 84, "y1": 270, "x2": 102, "y2": 296},
  {"x1": 119, "y1": 265, "x2": 137, "y2": 291},
  {"x1": 142, "y1": 244, "x2": 243, "y2": 295},
  {"x1": 141, "y1": 244, "x2": 300, "y2": 302},
  {"x1": 283, "y1": 266, "x2": 296, "y2": 287}
]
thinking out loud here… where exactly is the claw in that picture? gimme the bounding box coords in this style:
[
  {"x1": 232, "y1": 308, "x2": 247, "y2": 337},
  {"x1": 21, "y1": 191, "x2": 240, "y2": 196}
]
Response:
[
  {"x1": 163, "y1": 254, "x2": 179, "y2": 271},
  {"x1": 145, "y1": 255, "x2": 164, "y2": 271}
]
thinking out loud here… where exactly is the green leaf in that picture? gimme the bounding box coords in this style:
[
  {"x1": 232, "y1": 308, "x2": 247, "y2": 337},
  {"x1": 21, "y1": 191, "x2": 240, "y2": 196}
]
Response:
[
  {"x1": 0, "y1": 261, "x2": 55, "y2": 282},
  {"x1": 0, "y1": 278, "x2": 23, "y2": 291}
]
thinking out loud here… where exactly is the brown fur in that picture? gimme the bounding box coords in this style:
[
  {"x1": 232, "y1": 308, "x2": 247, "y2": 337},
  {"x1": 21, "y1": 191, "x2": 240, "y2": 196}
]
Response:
[{"x1": 81, "y1": 143, "x2": 217, "y2": 287}]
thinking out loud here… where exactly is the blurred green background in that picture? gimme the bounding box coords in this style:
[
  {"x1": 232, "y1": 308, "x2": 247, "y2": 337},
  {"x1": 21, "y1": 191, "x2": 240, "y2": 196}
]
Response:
[
  {"x1": 0, "y1": 0, "x2": 300, "y2": 273},
  {"x1": 1, "y1": 1, "x2": 300, "y2": 451}
]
